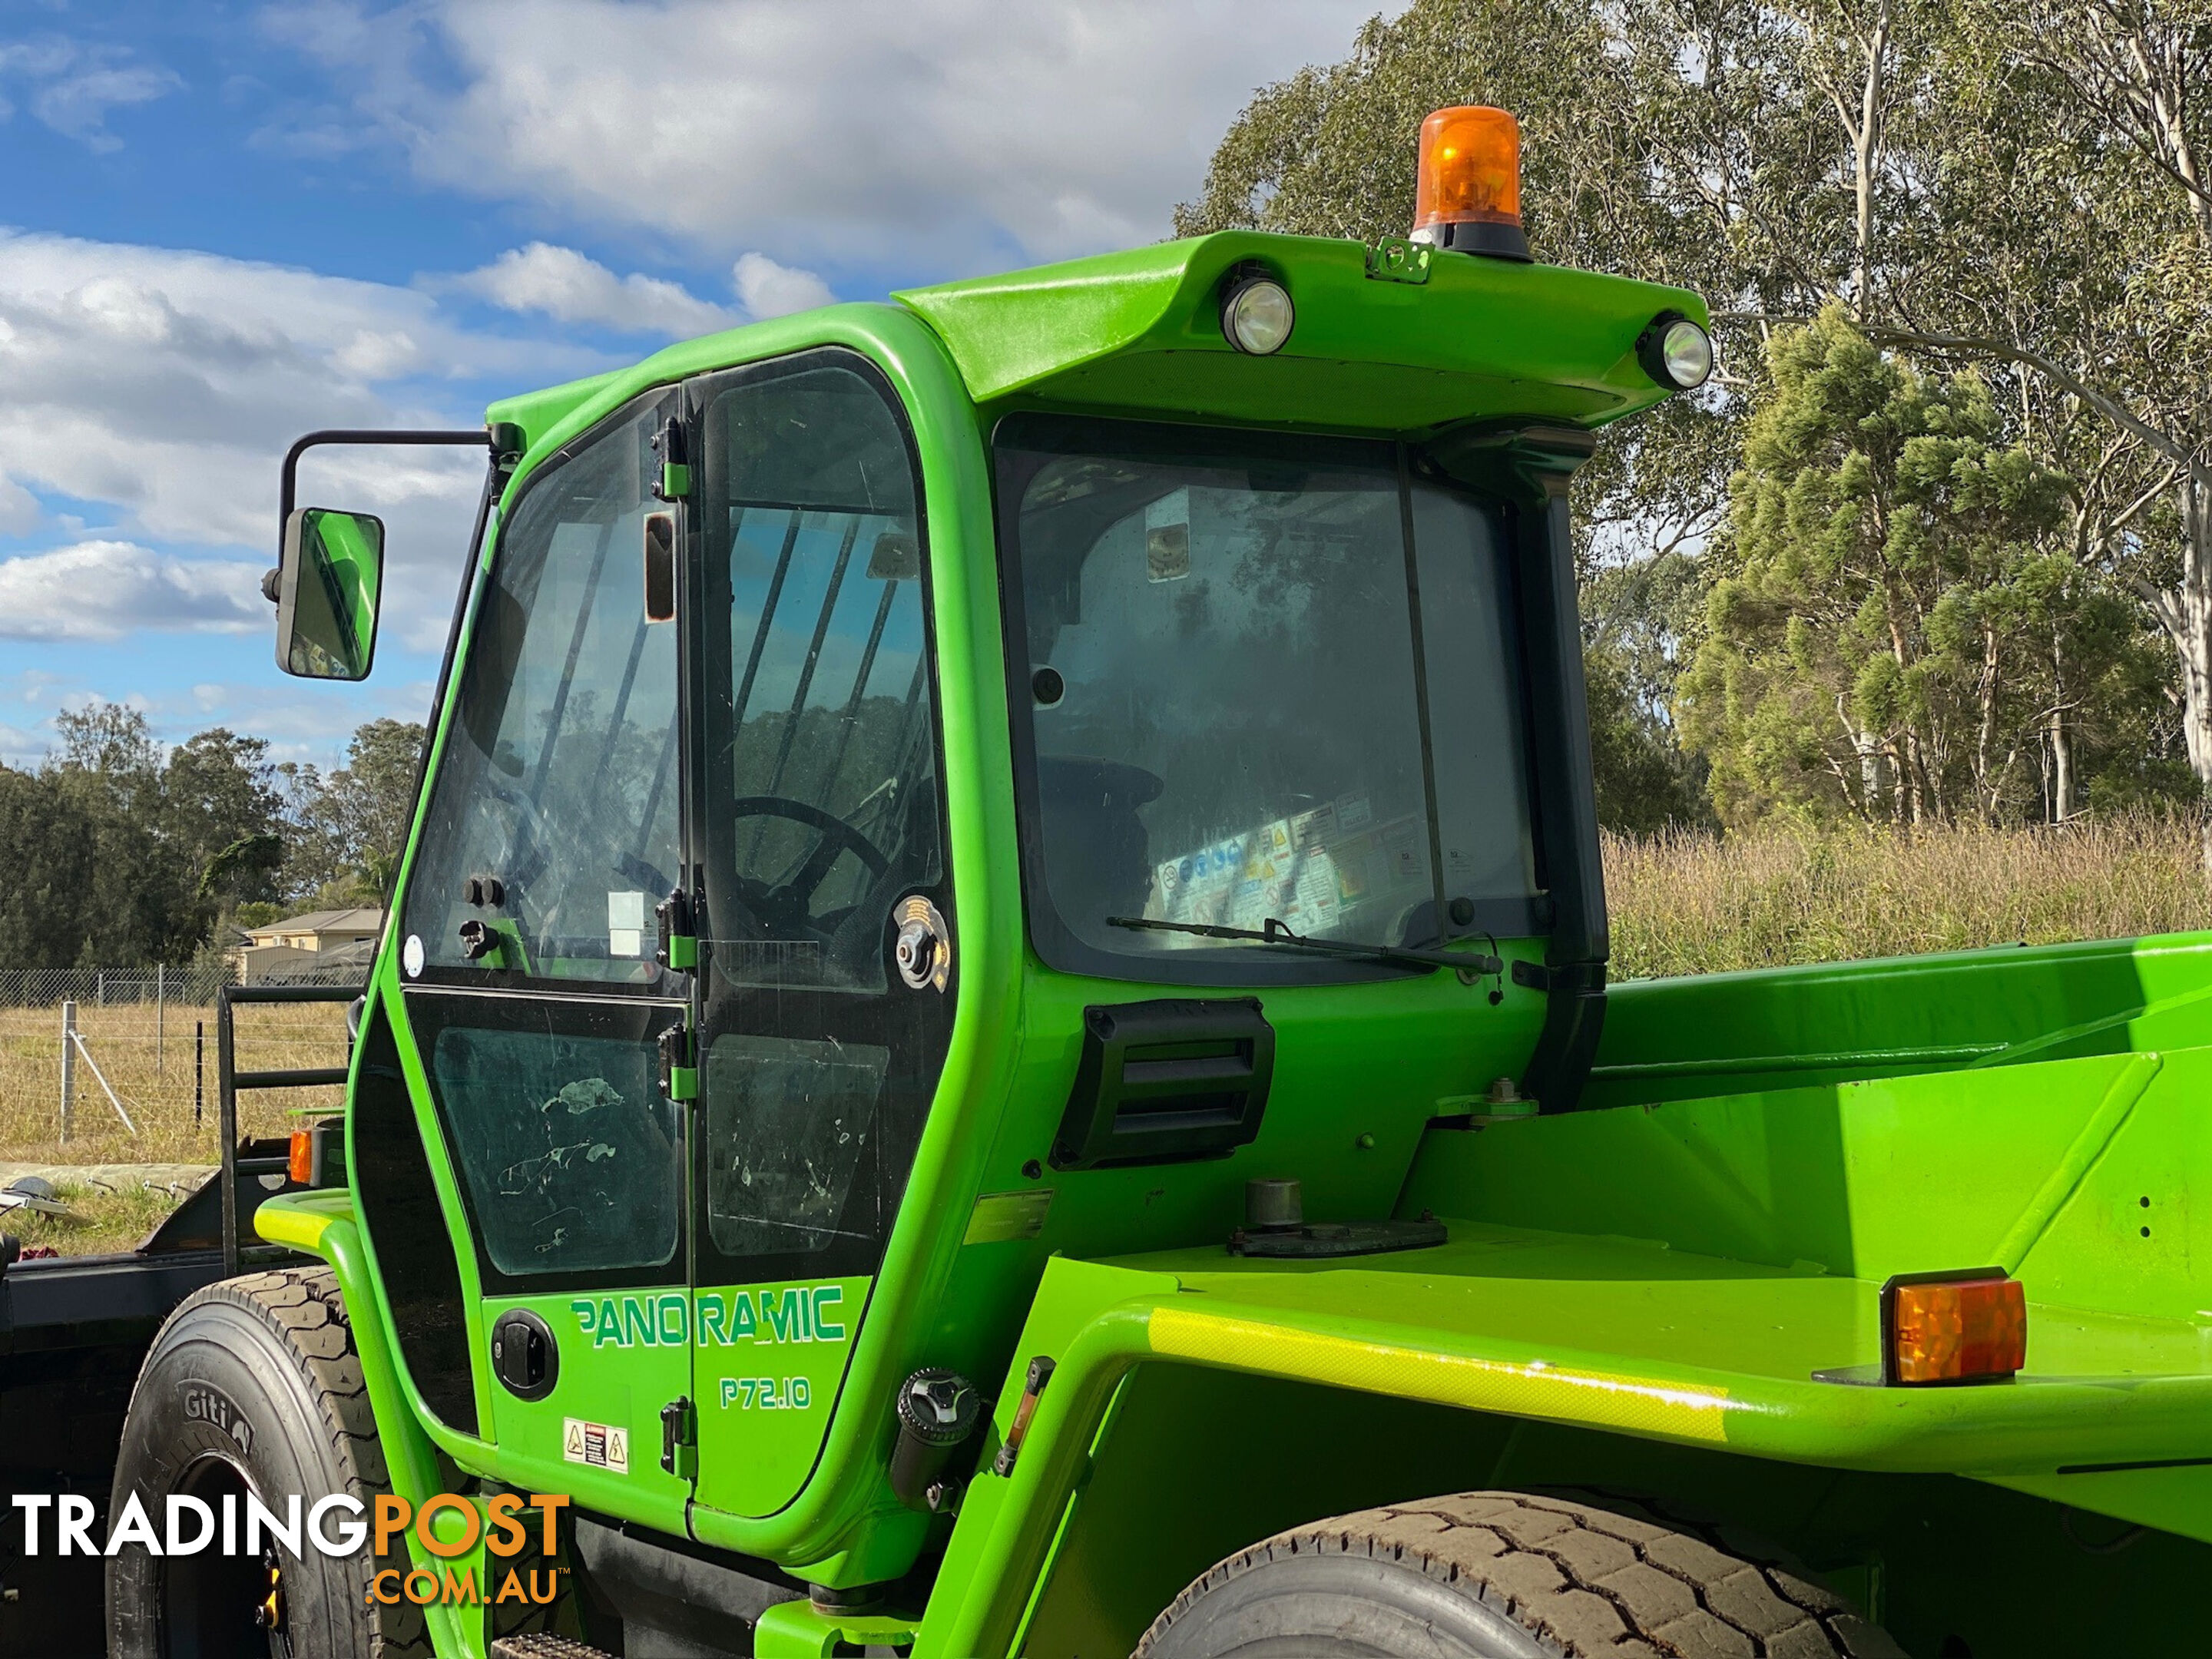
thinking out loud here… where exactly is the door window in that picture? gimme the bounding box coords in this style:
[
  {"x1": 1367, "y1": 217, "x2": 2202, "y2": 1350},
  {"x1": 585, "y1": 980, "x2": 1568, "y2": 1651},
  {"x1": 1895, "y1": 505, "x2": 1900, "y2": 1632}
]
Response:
[
  {"x1": 704, "y1": 1034, "x2": 890, "y2": 1258},
  {"x1": 701, "y1": 358, "x2": 939, "y2": 995},
  {"x1": 687, "y1": 350, "x2": 956, "y2": 1522},
  {"x1": 411, "y1": 994, "x2": 684, "y2": 1283},
  {"x1": 402, "y1": 396, "x2": 682, "y2": 988}
]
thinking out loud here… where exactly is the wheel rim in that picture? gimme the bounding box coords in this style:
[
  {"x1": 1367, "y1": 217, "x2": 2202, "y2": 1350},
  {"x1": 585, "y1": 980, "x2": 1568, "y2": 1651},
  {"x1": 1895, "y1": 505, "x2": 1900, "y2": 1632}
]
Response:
[{"x1": 156, "y1": 1452, "x2": 290, "y2": 1659}]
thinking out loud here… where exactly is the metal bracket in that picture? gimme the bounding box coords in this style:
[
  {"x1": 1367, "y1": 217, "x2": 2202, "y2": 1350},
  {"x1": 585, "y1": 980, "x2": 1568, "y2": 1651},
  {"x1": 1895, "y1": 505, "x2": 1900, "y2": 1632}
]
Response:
[{"x1": 1364, "y1": 237, "x2": 1432, "y2": 285}]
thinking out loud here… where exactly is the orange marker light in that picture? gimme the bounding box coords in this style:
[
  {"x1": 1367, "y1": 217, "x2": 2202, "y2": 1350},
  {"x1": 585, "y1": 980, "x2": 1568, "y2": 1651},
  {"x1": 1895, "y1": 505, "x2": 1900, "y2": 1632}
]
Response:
[
  {"x1": 288, "y1": 1128, "x2": 316, "y2": 1185},
  {"x1": 1883, "y1": 1272, "x2": 2026, "y2": 1385},
  {"x1": 1411, "y1": 106, "x2": 1531, "y2": 262}
]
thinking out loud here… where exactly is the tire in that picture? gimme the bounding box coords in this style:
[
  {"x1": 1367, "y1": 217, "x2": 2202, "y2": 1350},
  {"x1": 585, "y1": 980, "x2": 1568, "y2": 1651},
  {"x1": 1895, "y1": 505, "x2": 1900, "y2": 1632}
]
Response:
[
  {"x1": 1136, "y1": 1489, "x2": 1909, "y2": 1659},
  {"x1": 107, "y1": 1266, "x2": 432, "y2": 1659}
]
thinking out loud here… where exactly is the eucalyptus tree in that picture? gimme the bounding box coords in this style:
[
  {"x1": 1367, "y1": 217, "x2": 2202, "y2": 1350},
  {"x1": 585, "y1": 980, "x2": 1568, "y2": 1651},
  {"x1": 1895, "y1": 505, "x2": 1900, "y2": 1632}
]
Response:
[{"x1": 1181, "y1": 0, "x2": 2198, "y2": 834}]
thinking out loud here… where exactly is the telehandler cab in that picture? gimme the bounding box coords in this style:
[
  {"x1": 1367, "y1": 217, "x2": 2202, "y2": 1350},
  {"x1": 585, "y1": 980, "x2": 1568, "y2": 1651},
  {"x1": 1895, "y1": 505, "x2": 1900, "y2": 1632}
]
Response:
[{"x1": 95, "y1": 106, "x2": 2212, "y2": 1658}]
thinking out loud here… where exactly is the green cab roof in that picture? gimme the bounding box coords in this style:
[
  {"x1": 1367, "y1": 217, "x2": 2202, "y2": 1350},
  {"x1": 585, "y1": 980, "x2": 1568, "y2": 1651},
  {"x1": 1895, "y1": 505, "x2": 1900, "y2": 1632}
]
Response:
[
  {"x1": 893, "y1": 230, "x2": 1704, "y2": 435},
  {"x1": 487, "y1": 230, "x2": 1706, "y2": 459}
]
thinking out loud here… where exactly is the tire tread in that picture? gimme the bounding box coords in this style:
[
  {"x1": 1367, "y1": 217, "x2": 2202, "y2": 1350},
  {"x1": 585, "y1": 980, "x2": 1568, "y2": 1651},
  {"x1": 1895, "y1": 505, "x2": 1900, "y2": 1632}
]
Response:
[
  {"x1": 153, "y1": 1266, "x2": 430, "y2": 1658},
  {"x1": 1136, "y1": 1488, "x2": 1909, "y2": 1659}
]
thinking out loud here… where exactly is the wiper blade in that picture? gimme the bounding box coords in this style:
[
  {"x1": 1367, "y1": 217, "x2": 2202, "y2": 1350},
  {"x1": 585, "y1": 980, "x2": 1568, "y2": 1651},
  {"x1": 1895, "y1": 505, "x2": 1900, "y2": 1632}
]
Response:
[{"x1": 1107, "y1": 915, "x2": 1502, "y2": 977}]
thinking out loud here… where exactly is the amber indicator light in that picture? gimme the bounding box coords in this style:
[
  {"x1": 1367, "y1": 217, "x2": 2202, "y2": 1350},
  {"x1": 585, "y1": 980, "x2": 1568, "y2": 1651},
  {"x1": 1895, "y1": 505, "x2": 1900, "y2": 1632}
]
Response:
[
  {"x1": 1882, "y1": 1270, "x2": 2025, "y2": 1385},
  {"x1": 288, "y1": 1128, "x2": 316, "y2": 1186}
]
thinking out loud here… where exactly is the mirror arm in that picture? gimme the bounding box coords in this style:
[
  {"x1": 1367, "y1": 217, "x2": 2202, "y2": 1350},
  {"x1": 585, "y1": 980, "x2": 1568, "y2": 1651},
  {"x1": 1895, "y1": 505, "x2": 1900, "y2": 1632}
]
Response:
[{"x1": 270, "y1": 428, "x2": 498, "y2": 591}]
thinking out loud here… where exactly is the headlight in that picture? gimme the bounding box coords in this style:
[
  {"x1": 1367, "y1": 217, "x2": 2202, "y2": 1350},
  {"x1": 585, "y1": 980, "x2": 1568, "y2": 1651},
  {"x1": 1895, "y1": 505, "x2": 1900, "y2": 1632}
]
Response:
[
  {"x1": 1640, "y1": 314, "x2": 1713, "y2": 390},
  {"x1": 1221, "y1": 276, "x2": 1294, "y2": 356}
]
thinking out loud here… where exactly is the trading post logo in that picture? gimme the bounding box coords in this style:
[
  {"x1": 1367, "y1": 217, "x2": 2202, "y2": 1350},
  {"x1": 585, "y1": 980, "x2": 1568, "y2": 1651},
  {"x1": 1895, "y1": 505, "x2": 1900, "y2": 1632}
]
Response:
[
  {"x1": 362, "y1": 1492, "x2": 570, "y2": 1607},
  {"x1": 11, "y1": 1490, "x2": 573, "y2": 1608}
]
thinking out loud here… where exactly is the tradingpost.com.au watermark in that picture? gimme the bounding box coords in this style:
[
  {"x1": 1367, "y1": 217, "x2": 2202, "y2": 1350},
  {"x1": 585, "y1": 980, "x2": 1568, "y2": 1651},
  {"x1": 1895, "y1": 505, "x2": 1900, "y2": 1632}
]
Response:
[{"x1": 12, "y1": 1491, "x2": 573, "y2": 1607}]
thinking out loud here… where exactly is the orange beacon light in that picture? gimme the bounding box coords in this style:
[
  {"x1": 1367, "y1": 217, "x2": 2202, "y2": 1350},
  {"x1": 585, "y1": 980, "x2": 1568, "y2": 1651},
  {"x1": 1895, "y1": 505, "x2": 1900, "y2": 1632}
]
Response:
[{"x1": 1410, "y1": 105, "x2": 1532, "y2": 263}]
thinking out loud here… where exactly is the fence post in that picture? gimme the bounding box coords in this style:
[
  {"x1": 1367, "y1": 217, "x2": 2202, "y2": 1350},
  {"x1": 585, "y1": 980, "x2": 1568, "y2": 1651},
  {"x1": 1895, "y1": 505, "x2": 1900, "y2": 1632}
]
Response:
[
  {"x1": 157, "y1": 962, "x2": 165, "y2": 1075},
  {"x1": 217, "y1": 988, "x2": 238, "y2": 1279},
  {"x1": 60, "y1": 999, "x2": 76, "y2": 1144},
  {"x1": 195, "y1": 1020, "x2": 205, "y2": 1128},
  {"x1": 97, "y1": 971, "x2": 105, "y2": 1008}
]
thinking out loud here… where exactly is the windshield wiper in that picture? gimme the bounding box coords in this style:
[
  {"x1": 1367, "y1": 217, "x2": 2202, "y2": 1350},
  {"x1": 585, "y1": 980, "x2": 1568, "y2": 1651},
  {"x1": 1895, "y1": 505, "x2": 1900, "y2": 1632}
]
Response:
[{"x1": 1107, "y1": 915, "x2": 1502, "y2": 977}]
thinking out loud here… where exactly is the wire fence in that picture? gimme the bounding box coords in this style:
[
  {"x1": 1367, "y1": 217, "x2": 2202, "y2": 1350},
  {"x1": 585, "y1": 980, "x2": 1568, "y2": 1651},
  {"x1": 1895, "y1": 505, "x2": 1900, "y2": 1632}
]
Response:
[{"x1": 0, "y1": 962, "x2": 364, "y2": 1166}]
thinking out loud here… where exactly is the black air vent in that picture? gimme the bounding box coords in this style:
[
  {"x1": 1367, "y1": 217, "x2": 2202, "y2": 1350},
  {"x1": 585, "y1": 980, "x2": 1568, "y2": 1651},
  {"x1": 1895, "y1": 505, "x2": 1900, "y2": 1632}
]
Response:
[{"x1": 1051, "y1": 998, "x2": 1275, "y2": 1170}]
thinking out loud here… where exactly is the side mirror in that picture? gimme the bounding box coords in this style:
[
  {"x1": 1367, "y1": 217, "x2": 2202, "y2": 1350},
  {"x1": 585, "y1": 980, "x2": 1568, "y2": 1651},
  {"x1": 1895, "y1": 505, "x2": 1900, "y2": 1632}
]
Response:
[{"x1": 270, "y1": 507, "x2": 385, "y2": 680}]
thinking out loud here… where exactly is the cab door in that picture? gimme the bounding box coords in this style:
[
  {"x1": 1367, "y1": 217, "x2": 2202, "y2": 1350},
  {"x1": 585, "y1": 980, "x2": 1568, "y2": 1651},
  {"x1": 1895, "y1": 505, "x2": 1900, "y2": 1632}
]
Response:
[
  {"x1": 391, "y1": 389, "x2": 697, "y2": 1528},
  {"x1": 683, "y1": 349, "x2": 955, "y2": 1519}
]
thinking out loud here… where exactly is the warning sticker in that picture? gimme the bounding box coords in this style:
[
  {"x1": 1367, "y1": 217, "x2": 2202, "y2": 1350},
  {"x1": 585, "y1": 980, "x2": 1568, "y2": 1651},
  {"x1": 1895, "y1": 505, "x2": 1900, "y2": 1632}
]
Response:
[{"x1": 562, "y1": 1416, "x2": 630, "y2": 1475}]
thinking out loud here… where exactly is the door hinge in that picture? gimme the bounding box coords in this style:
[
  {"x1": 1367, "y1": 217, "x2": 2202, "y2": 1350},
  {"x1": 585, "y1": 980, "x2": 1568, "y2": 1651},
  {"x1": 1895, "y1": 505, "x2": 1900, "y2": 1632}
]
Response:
[
  {"x1": 652, "y1": 418, "x2": 690, "y2": 501},
  {"x1": 655, "y1": 887, "x2": 697, "y2": 972},
  {"x1": 660, "y1": 1396, "x2": 697, "y2": 1478},
  {"x1": 657, "y1": 1024, "x2": 698, "y2": 1101}
]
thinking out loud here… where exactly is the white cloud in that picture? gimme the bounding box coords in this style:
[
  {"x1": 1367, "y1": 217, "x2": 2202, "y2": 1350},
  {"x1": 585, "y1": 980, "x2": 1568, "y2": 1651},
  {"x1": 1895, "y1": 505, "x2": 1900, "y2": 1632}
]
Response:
[
  {"x1": 0, "y1": 541, "x2": 264, "y2": 641},
  {"x1": 0, "y1": 227, "x2": 583, "y2": 546},
  {"x1": 453, "y1": 241, "x2": 737, "y2": 336},
  {"x1": 264, "y1": 1, "x2": 1387, "y2": 273},
  {"x1": 0, "y1": 228, "x2": 611, "y2": 652},
  {"x1": 0, "y1": 38, "x2": 180, "y2": 152},
  {"x1": 733, "y1": 252, "x2": 833, "y2": 320}
]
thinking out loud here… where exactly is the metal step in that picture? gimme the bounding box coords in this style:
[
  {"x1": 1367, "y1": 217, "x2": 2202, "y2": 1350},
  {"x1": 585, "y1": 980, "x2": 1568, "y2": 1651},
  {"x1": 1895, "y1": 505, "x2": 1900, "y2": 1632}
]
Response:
[{"x1": 488, "y1": 1635, "x2": 615, "y2": 1659}]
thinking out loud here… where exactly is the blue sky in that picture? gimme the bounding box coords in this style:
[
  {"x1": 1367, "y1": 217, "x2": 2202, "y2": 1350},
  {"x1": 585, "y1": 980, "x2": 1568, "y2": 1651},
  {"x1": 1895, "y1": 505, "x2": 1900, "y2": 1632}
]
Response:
[{"x1": 0, "y1": 0, "x2": 1386, "y2": 770}]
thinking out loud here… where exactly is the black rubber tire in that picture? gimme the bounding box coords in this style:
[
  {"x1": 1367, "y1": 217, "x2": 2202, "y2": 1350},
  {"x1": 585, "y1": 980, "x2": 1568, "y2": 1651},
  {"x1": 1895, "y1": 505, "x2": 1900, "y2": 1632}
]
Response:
[
  {"x1": 107, "y1": 1266, "x2": 431, "y2": 1659},
  {"x1": 1135, "y1": 1490, "x2": 1910, "y2": 1659}
]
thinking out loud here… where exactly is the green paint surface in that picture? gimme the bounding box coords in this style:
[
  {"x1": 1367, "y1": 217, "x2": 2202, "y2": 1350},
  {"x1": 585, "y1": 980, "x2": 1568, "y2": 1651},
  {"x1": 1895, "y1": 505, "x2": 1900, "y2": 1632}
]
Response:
[{"x1": 694, "y1": 1277, "x2": 871, "y2": 1518}]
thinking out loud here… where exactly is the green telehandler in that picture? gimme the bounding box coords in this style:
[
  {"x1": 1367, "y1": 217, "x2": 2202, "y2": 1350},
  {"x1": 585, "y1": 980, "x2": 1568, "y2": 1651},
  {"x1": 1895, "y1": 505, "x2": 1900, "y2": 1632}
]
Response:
[{"x1": 91, "y1": 105, "x2": 2212, "y2": 1657}]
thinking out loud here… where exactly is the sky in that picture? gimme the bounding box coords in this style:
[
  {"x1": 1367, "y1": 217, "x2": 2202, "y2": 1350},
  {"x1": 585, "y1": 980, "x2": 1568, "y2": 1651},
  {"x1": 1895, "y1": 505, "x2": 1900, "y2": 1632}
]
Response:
[{"x1": 0, "y1": 0, "x2": 1390, "y2": 771}]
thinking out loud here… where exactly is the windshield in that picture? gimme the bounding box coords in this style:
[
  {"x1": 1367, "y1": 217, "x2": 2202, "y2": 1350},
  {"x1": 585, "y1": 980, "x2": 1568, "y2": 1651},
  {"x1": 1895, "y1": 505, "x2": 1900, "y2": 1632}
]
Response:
[{"x1": 997, "y1": 416, "x2": 1538, "y2": 983}]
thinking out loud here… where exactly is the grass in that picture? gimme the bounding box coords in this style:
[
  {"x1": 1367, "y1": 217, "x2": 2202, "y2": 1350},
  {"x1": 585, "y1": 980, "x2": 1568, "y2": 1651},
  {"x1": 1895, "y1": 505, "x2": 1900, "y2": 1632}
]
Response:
[
  {"x1": 0, "y1": 998, "x2": 349, "y2": 1165},
  {"x1": 0, "y1": 998, "x2": 349, "y2": 1253},
  {"x1": 5, "y1": 1177, "x2": 192, "y2": 1257},
  {"x1": 1605, "y1": 813, "x2": 2212, "y2": 980}
]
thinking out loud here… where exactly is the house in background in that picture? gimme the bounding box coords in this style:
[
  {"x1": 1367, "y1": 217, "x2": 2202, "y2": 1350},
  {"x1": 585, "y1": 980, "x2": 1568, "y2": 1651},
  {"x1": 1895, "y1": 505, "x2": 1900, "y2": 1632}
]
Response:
[{"x1": 237, "y1": 908, "x2": 383, "y2": 983}]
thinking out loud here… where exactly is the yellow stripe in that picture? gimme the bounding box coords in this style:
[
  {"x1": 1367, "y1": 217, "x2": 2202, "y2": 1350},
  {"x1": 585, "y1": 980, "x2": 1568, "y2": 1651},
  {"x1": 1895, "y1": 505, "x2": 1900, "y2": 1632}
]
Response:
[
  {"x1": 253, "y1": 1197, "x2": 336, "y2": 1253},
  {"x1": 1148, "y1": 1306, "x2": 1735, "y2": 1443}
]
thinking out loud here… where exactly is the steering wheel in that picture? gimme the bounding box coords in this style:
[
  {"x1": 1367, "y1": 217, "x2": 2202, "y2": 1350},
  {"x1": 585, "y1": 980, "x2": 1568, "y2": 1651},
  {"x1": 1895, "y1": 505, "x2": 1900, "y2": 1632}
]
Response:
[{"x1": 729, "y1": 795, "x2": 891, "y2": 936}]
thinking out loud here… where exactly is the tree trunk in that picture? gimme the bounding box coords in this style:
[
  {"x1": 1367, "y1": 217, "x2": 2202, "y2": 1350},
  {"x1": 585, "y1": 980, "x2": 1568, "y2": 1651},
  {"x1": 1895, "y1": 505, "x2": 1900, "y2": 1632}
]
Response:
[
  {"x1": 2048, "y1": 707, "x2": 2075, "y2": 823},
  {"x1": 1850, "y1": 0, "x2": 1892, "y2": 312},
  {"x1": 1976, "y1": 620, "x2": 2001, "y2": 820},
  {"x1": 2144, "y1": 478, "x2": 2212, "y2": 874}
]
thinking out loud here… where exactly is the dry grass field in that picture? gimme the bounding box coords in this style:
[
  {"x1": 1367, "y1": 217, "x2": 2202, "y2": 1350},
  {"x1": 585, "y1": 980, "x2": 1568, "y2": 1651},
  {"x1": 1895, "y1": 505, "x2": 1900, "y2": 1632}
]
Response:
[
  {"x1": 1605, "y1": 813, "x2": 2212, "y2": 980},
  {"x1": 0, "y1": 998, "x2": 349, "y2": 1253},
  {"x1": 0, "y1": 998, "x2": 349, "y2": 1164}
]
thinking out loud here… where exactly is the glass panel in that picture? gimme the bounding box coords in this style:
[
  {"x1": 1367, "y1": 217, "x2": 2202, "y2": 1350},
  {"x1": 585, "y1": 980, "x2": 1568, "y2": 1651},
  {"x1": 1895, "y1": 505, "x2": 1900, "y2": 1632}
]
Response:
[
  {"x1": 702, "y1": 361, "x2": 939, "y2": 992},
  {"x1": 403, "y1": 397, "x2": 680, "y2": 986},
  {"x1": 1411, "y1": 484, "x2": 1538, "y2": 905},
  {"x1": 704, "y1": 1034, "x2": 890, "y2": 1257},
  {"x1": 1008, "y1": 437, "x2": 1436, "y2": 959},
  {"x1": 426, "y1": 1022, "x2": 680, "y2": 1277}
]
